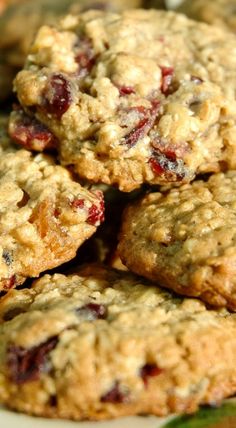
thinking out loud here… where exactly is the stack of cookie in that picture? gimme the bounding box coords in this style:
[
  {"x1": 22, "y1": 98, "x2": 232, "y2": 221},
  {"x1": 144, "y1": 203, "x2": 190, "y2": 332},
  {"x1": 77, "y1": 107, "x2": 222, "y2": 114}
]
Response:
[{"x1": 1, "y1": 0, "x2": 236, "y2": 422}]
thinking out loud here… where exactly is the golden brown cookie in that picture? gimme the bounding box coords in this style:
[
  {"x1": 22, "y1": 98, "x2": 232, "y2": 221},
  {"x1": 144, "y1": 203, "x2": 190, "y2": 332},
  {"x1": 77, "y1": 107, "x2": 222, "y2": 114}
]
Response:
[
  {"x1": 10, "y1": 10, "x2": 236, "y2": 191},
  {"x1": 1, "y1": 264, "x2": 236, "y2": 419},
  {"x1": 0, "y1": 116, "x2": 104, "y2": 291},
  {"x1": 118, "y1": 171, "x2": 236, "y2": 310}
]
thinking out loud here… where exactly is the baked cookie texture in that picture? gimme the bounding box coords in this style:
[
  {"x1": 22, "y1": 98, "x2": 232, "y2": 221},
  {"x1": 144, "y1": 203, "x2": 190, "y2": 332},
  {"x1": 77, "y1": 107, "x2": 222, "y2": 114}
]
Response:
[
  {"x1": 177, "y1": 0, "x2": 236, "y2": 33},
  {"x1": 10, "y1": 9, "x2": 236, "y2": 191},
  {"x1": 0, "y1": 0, "x2": 143, "y2": 101},
  {"x1": 118, "y1": 171, "x2": 236, "y2": 310},
  {"x1": 0, "y1": 117, "x2": 104, "y2": 291},
  {"x1": 0, "y1": 0, "x2": 142, "y2": 69},
  {"x1": 1, "y1": 264, "x2": 236, "y2": 420}
]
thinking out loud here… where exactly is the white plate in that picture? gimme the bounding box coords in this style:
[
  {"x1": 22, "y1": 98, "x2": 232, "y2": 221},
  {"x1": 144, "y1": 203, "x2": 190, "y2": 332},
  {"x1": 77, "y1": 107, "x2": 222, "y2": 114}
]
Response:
[{"x1": 0, "y1": 408, "x2": 172, "y2": 428}]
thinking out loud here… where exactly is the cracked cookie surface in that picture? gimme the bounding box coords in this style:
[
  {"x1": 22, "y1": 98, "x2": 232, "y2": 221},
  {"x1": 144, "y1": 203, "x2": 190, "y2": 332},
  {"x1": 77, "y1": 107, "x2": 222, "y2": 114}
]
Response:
[
  {"x1": 11, "y1": 9, "x2": 236, "y2": 191},
  {"x1": 1, "y1": 264, "x2": 236, "y2": 419},
  {"x1": 0, "y1": 117, "x2": 104, "y2": 291},
  {"x1": 118, "y1": 171, "x2": 236, "y2": 310}
]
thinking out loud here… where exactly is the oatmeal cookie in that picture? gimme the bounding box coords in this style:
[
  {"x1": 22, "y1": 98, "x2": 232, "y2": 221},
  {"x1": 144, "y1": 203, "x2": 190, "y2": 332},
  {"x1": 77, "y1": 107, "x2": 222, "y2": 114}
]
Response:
[
  {"x1": 118, "y1": 171, "x2": 236, "y2": 310},
  {"x1": 1, "y1": 264, "x2": 236, "y2": 420},
  {"x1": 177, "y1": 0, "x2": 236, "y2": 33},
  {"x1": 11, "y1": 10, "x2": 236, "y2": 191},
  {"x1": 0, "y1": 117, "x2": 104, "y2": 291},
  {"x1": 0, "y1": 0, "x2": 142, "y2": 101},
  {"x1": 0, "y1": 0, "x2": 142, "y2": 69}
]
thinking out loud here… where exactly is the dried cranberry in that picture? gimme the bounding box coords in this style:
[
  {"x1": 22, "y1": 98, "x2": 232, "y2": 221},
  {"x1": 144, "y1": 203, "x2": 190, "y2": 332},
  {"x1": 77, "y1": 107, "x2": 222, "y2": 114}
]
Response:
[
  {"x1": 70, "y1": 192, "x2": 104, "y2": 225},
  {"x1": 118, "y1": 85, "x2": 135, "y2": 96},
  {"x1": 9, "y1": 110, "x2": 58, "y2": 151},
  {"x1": 101, "y1": 382, "x2": 129, "y2": 403},
  {"x1": 124, "y1": 117, "x2": 149, "y2": 148},
  {"x1": 54, "y1": 208, "x2": 61, "y2": 218},
  {"x1": 75, "y1": 39, "x2": 96, "y2": 78},
  {"x1": 2, "y1": 275, "x2": 16, "y2": 290},
  {"x1": 123, "y1": 101, "x2": 160, "y2": 148},
  {"x1": 140, "y1": 363, "x2": 162, "y2": 386},
  {"x1": 76, "y1": 303, "x2": 107, "y2": 320},
  {"x1": 70, "y1": 198, "x2": 85, "y2": 210},
  {"x1": 160, "y1": 66, "x2": 174, "y2": 95},
  {"x1": 149, "y1": 148, "x2": 186, "y2": 181},
  {"x1": 43, "y1": 74, "x2": 72, "y2": 119},
  {"x1": 87, "y1": 192, "x2": 105, "y2": 226},
  {"x1": 7, "y1": 337, "x2": 58, "y2": 384},
  {"x1": 87, "y1": 204, "x2": 103, "y2": 226}
]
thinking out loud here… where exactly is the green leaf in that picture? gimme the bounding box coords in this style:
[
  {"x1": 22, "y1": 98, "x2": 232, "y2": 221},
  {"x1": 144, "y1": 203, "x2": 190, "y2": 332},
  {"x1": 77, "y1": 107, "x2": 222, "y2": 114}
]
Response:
[{"x1": 163, "y1": 401, "x2": 236, "y2": 428}]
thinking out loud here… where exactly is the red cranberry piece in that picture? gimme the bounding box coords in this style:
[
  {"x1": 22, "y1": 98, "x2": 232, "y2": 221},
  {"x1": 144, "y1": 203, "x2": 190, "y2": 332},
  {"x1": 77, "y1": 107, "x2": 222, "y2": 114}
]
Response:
[
  {"x1": 101, "y1": 382, "x2": 129, "y2": 403},
  {"x1": 118, "y1": 85, "x2": 135, "y2": 96},
  {"x1": 43, "y1": 74, "x2": 72, "y2": 119},
  {"x1": 191, "y1": 75, "x2": 203, "y2": 84},
  {"x1": 70, "y1": 198, "x2": 85, "y2": 210},
  {"x1": 9, "y1": 109, "x2": 58, "y2": 151},
  {"x1": 123, "y1": 101, "x2": 160, "y2": 148},
  {"x1": 149, "y1": 157, "x2": 165, "y2": 175},
  {"x1": 2, "y1": 275, "x2": 16, "y2": 290},
  {"x1": 87, "y1": 192, "x2": 105, "y2": 226},
  {"x1": 87, "y1": 204, "x2": 104, "y2": 226},
  {"x1": 160, "y1": 66, "x2": 174, "y2": 95},
  {"x1": 71, "y1": 192, "x2": 104, "y2": 226},
  {"x1": 76, "y1": 52, "x2": 96, "y2": 77},
  {"x1": 149, "y1": 150, "x2": 186, "y2": 181},
  {"x1": 124, "y1": 117, "x2": 150, "y2": 148},
  {"x1": 76, "y1": 303, "x2": 107, "y2": 320},
  {"x1": 75, "y1": 39, "x2": 96, "y2": 78},
  {"x1": 149, "y1": 148, "x2": 186, "y2": 181},
  {"x1": 85, "y1": 303, "x2": 107, "y2": 318},
  {"x1": 140, "y1": 363, "x2": 162, "y2": 386},
  {"x1": 54, "y1": 208, "x2": 61, "y2": 218},
  {"x1": 7, "y1": 337, "x2": 58, "y2": 384}
]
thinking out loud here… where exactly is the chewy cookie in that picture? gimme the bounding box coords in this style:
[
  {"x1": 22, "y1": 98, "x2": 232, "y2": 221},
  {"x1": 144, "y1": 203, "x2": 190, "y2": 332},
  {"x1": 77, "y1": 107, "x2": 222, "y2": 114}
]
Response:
[
  {"x1": 0, "y1": 117, "x2": 104, "y2": 291},
  {"x1": 118, "y1": 171, "x2": 236, "y2": 310},
  {"x1": 177, "y1": 0, "x2": 236, "y2": 33},
  {"x1": 0, "y1": 0, "x2": 142, "y2": 101},
  {"x1": 0, "y1": 0, "x2": 142, "y2": 69},
  {"x1": 1, "y1": 264, "x2": 236, "y2": 419},
  {"x1": 10, "y1": 10, "x2": 236, "y2": 191}
]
